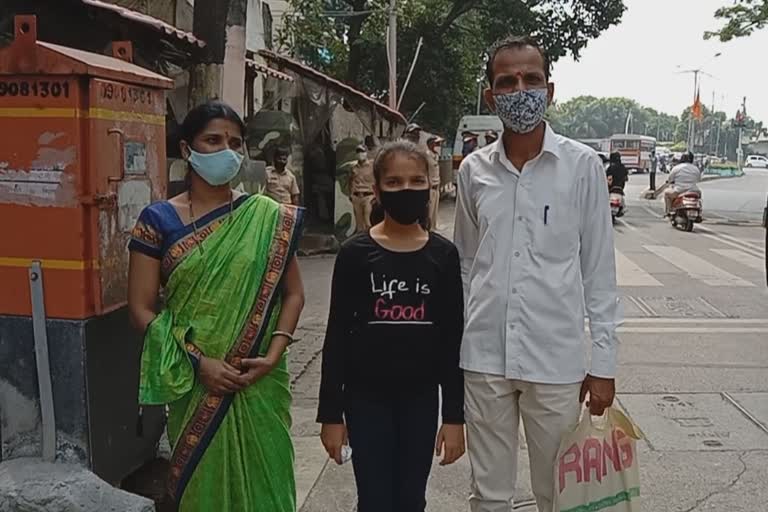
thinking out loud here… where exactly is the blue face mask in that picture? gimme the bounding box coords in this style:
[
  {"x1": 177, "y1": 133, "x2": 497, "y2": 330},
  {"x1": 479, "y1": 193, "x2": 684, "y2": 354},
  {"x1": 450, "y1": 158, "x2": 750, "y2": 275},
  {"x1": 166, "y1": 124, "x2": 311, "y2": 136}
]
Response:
[{"x1": 187, "y1": 148, "x2": 244, "y2": 186}]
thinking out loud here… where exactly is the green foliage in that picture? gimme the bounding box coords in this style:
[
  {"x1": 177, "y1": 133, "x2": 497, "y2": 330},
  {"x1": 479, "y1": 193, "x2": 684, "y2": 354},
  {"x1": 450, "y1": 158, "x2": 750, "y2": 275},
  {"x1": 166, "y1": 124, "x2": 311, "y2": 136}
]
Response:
[
  {"x1": 548, "y1": 95, "x2": 764, "y2": 162},
  {"x1": 705, "y1": 0, "x2": 768, "y2": 41},
  {"x1": 280, "y1": 0, "x2": 626, "y2": 134},
  {"x1": 547, "y1": 96, "x2": 680, "y2": 141}
]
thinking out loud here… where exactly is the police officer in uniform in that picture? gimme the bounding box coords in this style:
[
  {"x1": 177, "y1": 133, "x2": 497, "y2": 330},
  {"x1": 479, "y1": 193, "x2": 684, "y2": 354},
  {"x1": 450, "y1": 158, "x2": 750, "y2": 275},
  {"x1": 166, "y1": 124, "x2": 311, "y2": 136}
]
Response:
[
  {"x1": 426, "y1": 136, "x2": 444, "y2": 230},
  {"x1": 348, "y1": 145, "x2": 375, "y2": 232}
]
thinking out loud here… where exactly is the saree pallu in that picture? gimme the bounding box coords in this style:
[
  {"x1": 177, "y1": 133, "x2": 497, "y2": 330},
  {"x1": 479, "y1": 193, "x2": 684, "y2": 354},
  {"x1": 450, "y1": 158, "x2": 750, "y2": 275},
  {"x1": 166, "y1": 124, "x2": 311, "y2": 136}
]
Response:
[{"x1": 138, "y1": 195, "x2": 304, "y2": 511}]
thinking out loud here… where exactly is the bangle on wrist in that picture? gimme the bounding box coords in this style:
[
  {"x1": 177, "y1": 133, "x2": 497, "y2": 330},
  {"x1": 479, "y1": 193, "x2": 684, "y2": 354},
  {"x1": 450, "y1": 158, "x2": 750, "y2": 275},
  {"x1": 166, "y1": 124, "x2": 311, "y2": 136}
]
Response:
[{"x1": 272, "y1": 330, "x2": 296, "y2": 345}]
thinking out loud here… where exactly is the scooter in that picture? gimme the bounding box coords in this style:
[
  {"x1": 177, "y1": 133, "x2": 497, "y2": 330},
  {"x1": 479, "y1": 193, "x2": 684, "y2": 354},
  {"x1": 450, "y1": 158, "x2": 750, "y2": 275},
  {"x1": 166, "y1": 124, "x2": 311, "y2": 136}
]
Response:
[
  {"x1": 669, "y1": 191, "x2": 702, "y2": 232},
  {"x1": 607, "y1": 176, "x2": 625, "y2": 224},
  {"x1": 609, "y1": 186, "x2": 626, "y2": 224}
]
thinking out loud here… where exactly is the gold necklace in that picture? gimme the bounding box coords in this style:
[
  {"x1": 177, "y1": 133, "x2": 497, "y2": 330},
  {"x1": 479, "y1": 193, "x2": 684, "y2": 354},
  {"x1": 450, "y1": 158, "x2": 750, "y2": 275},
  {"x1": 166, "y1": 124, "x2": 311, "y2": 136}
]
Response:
[{"x1": 188, "y1": 190, "x2": 234, "y2": 254}]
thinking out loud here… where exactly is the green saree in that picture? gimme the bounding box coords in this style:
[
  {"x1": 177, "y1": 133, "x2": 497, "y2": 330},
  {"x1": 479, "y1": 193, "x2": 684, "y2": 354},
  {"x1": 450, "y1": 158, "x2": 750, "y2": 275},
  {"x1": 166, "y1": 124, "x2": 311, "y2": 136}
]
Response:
[{"x1": 138, "y1": 194, "x2": 304, "y2": 511}]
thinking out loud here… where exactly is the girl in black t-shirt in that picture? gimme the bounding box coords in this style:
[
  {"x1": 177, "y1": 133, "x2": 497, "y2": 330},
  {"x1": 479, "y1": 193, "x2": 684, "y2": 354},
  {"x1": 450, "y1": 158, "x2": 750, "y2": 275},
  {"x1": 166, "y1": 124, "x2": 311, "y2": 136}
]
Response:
[{"x1": 318, "y1": 141, "x2": 465, "y2": 512}]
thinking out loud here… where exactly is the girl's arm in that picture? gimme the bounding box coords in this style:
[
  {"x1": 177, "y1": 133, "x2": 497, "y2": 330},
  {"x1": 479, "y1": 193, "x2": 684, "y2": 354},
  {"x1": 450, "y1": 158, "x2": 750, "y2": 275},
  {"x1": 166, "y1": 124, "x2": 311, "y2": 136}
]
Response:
[
  {"x1": 438, "y1": 244, "x2": 465, "y2": 425},
  {"x1": 317, "y1": 247, "x2": 354, "y2": 424}
]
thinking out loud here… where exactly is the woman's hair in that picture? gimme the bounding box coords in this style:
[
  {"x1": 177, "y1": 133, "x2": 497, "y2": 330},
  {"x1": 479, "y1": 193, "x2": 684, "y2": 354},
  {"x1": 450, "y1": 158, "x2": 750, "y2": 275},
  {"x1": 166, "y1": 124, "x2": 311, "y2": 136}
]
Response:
[
  {"x1": 372, "y1": 140, "x2": 430, "y2": 185},
  {"x1": 180, "y1": 100, "x2": 246, "y2": 144}
]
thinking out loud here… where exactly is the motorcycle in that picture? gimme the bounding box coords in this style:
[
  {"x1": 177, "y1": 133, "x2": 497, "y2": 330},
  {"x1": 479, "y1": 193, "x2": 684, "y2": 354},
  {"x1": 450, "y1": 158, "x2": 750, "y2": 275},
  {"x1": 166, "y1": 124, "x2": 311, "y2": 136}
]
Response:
[
  {"x1": 669, "y1": 191, "x2": 702, "y2": 232},
  {"x1": 609, "y1": 187, "x2": 626, "y2": 224}
]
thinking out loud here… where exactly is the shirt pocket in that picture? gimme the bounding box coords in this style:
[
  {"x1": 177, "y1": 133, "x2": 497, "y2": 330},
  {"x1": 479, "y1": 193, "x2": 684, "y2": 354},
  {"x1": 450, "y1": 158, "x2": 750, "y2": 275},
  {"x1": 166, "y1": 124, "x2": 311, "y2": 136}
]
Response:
[{"x1": 532, "y1": 194, "x2": 579, "y2": 260}]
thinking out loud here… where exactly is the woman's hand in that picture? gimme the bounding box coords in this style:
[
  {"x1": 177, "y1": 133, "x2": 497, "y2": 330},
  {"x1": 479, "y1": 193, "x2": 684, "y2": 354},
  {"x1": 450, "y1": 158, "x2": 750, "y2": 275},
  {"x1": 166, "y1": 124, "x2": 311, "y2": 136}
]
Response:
[
  {"x1": 239, "y1": 354, "x2": 280, "y2": 386},
  {"x1": 198, "y1": 356, "x2": 247, "y2": 395},
  {"x1": 320, "y1": 423, "x2": 348, "y2": 465},
  {"x1": 435, "y1": 424, "x2": 465, "y2": 466}
]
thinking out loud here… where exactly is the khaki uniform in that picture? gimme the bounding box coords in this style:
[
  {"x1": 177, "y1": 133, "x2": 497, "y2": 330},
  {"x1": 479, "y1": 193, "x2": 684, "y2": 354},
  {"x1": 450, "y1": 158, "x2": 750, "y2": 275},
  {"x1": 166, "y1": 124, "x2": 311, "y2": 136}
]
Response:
[
  {"x1": 265, "y1": 166, "x2": 300, "y2": 205},
  {"x1": 349, "y1": 160, "x2": 375, "y2": 232},
  {"x1": 428, "y1": 150, "x2": 441, "y2": 230}
]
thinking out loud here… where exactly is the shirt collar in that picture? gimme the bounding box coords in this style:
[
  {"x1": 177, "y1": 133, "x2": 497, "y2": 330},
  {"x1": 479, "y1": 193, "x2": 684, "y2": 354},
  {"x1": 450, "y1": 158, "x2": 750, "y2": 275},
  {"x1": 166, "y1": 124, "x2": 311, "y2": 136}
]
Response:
[{"x1": 491, "y1": 122, "x2": 562, "y2": 166}]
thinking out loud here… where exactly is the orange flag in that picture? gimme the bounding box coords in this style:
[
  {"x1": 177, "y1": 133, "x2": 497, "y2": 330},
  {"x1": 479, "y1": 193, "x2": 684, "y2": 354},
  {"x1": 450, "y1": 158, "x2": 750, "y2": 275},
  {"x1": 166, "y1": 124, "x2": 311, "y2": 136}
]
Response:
[{"x1": 692, "y1": 88, "x2": 703, "y2": 120}]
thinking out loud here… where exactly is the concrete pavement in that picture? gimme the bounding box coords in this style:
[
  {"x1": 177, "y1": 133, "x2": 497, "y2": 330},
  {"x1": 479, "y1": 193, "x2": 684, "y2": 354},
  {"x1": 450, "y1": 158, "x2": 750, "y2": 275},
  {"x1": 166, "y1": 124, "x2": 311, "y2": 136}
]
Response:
[{"x1": 292, "y1": 198, "x2": 768, "y2": 511}]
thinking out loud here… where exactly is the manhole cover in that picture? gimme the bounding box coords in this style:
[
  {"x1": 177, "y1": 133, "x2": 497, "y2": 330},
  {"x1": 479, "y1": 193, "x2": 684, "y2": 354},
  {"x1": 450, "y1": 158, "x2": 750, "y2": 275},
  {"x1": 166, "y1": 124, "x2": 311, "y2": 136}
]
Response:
[
  {"x1": 635, "y1": 296, "x2": 728, "y2": 318},
  {"x1": 619, "y1": 394, "x2": 768, "y2": 451}
]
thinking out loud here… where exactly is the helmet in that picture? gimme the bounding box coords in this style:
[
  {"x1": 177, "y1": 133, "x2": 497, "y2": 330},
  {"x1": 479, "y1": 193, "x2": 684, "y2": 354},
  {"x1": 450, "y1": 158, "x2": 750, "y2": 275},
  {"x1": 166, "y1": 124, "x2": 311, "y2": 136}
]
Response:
[{"x1": 681, "y1": 151, "x2": 694, "y2": 164}]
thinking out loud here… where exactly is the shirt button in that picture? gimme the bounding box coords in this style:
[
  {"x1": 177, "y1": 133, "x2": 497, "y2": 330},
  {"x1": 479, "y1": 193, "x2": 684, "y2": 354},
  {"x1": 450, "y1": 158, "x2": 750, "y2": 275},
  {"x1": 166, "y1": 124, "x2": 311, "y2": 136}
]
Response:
[
  {"x1": 514, "y1": 251, "x2": 520, "y2": 257},
  {"x1": 512, "y1": 288, "x2": 518, "y2": 294},
  {"x1": 518, "y1": 216, "x2": 523, "y2": 221}
]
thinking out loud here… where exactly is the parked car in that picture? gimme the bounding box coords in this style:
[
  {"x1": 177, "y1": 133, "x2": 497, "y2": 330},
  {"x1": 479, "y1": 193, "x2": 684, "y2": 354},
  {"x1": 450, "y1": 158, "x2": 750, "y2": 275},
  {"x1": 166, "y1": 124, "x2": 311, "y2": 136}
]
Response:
[{"x1": 745, "y1": 155, "x2": 768, "y2": 168}]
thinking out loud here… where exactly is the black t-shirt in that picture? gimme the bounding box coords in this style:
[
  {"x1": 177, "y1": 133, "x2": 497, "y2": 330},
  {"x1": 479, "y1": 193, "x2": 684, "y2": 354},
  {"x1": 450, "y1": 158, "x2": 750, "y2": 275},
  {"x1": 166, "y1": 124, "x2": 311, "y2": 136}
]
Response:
[
  {"x1": 317, "y1": 232, "x2": 465, "y2": 424},
  {"x1": 606, "y1": 162, "x2": 628, "y2": 190}
]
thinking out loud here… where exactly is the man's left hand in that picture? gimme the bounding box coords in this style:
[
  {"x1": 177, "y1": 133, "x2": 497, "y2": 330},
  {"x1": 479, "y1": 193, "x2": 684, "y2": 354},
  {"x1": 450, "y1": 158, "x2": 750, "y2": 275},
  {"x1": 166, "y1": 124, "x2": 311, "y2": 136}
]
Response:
[{"x1": 579, "y1": 375, "x2": 615, "y2": 416}]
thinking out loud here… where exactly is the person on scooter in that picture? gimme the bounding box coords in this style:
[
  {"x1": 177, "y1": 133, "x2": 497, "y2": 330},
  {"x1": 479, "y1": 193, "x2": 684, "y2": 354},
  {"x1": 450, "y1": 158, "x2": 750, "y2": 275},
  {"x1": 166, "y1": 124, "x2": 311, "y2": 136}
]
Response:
[
  {"x1": 606, "y1": 152, "x2": 628, "y2": 191},
  {"x1": 664, "y1": 151, "x2": 701, "y2": 216}
]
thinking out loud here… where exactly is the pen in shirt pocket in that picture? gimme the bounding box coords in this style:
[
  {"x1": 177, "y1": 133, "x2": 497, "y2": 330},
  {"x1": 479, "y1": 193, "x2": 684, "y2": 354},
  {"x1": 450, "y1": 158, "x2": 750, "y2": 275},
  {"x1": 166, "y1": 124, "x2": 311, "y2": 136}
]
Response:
[{"x1": 544, "y1": 205, "x2": 550, "y2": 225}]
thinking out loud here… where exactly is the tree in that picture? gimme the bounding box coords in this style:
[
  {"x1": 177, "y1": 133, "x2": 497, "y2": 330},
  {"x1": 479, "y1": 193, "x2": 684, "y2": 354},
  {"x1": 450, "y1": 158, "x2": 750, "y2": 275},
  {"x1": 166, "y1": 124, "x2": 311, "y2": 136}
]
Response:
[
  {"x1": 280, "y1": 0, "x2": 626, "y2": 134},
  {"x1": 705, "y1": 0, "x2": 768, "y2": 41},
  {"x1": 547, "y1": 96, "x2": 680, "y2": 142}
]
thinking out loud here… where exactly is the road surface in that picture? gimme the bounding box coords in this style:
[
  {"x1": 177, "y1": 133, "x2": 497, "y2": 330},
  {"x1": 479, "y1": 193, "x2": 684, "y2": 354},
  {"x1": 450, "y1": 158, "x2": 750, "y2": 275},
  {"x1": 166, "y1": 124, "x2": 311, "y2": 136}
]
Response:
[
  {"x1": 291, "y1": 196, "x2": 768, "y2": 512},
  {"x1": 626, "y1": 169, "x2": 768, "y2": 223}
]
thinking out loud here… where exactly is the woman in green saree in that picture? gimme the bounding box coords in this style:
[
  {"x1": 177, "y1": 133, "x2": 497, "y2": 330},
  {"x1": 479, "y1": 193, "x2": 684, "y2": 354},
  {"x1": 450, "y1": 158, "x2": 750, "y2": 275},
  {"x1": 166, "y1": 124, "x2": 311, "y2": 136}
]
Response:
[{"x1": 127, "y1": 101, "x2": 305, "y2": 511}]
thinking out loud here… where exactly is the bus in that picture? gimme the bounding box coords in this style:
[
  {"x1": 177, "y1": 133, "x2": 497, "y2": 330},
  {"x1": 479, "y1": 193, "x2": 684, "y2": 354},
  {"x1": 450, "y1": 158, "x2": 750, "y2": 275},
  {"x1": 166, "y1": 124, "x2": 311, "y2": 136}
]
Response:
[{"x1": 610, "y1": 134, "x2": 656, "y2": 173}]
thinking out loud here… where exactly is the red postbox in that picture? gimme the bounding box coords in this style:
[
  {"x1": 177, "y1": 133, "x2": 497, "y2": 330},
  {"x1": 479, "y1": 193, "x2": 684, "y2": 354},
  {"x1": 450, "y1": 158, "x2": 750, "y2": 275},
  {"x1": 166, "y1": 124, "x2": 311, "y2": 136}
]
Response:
[{"x1": 0, "y1": 15, "x2": 173, "y2": 483}]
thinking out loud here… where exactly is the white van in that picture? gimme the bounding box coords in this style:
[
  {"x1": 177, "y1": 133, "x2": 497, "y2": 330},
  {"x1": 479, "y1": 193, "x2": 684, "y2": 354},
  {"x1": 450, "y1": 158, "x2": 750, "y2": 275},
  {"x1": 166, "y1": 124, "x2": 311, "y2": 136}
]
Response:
[{"x1": 452, "y1": 115, "x2": 503, "y2": 171}]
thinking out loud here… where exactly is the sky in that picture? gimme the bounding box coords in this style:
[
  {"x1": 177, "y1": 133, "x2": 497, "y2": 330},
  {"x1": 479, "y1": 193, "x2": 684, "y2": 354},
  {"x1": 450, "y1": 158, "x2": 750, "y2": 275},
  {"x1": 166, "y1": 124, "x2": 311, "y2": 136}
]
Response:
[{"x1": 552, "y1": 0, "x2": 768, "y2": 123}]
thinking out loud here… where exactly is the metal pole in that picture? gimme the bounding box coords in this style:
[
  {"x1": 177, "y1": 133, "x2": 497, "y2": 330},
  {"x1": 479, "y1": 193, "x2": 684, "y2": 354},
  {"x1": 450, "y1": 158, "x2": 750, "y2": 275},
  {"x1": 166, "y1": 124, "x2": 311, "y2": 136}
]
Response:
[
  {"x1": 29, "y1": 261, "x2": 56, "y2": 461},
  {"x1": 476, "y1": 80, "x2": 483, "y2": 115},
  {"x1": 397, "y1": 37, "x2": 423, "y2": 110},
  {"x1": 387, "y1": 0, "x2": 397, "y2": 110},
  {"x1": 715, "y1": 121, "x2": 721, "y2": 158}
]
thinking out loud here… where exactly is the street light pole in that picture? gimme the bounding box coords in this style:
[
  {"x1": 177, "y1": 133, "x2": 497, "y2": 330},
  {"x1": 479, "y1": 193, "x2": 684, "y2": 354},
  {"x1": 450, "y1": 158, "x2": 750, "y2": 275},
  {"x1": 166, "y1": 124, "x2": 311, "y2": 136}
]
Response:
[
  {"x1": 387, "y1": 0, "x2": 397, "y2": 110},
  {"x1": 476, "y1": 79, "x2": 483, "y2": 115},
  {"x1": 687, "y1": 70, "x2": 699, "y2": 151},
  {"x1": 678, "y1": 52, "x2": 721, "y2": 153}
]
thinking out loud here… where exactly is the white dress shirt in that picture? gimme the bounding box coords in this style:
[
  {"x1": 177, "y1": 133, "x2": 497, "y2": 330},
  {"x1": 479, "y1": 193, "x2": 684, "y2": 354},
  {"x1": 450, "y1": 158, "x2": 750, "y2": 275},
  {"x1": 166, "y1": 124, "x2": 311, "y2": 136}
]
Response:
[
  {"x1": 668, "y1": 163, "x2": 702, "y2": 193},
  {"x1": 454, "y1": 124, "x2": 622, "y2": 384}
]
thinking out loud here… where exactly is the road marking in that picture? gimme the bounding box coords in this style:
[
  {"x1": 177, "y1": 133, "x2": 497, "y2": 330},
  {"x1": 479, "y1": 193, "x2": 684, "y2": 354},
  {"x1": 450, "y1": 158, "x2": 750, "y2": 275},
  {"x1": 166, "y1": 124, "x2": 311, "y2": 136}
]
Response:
[
  {"x1": 615, "y1": 218, "x2": 638, "y2": 232},
  {"x1": 619, "y1": 317, "x2": 768, "y2": 324},
  {"x1": 617, "y1": 327, "x2": 768, "y2": 333},
  {"x1": 615, "y1": 249, "x2": 662, "y2": 286},
  {"x1": 697, "y1": 226, "x2": 764, "y2": 255},
  {"x1": 699, "y1": 232, "x2": 764, "y2": 259},
  {"x1": 710, "y1": 249, "x2": 765, "y2": 271},
  {"x1": 643, "y1": 245, "x2": 755, "y2": 287}
]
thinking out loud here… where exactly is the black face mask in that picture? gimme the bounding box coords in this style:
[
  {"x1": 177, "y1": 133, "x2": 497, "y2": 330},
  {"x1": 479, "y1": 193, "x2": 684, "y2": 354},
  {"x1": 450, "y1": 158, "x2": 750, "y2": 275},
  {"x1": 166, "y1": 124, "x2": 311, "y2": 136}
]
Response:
[{"x1": 378, "y1": 188, "x2": 430, "y2": 225}]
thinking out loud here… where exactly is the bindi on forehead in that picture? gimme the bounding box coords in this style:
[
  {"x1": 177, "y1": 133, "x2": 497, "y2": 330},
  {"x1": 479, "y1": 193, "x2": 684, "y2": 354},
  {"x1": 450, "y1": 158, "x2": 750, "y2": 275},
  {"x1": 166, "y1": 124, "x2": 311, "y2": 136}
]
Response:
[{"x1": 493, "y1": 46, "x2": 547, "y2": 76}]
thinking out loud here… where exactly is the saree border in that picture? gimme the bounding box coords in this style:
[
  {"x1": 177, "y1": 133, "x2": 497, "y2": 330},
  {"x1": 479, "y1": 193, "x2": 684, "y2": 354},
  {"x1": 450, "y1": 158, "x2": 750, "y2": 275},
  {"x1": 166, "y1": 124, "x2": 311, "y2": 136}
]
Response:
[
  {"x1": 160, "y1": 214, "x2": 229, "y2": 280},
  {"x1": 166, "y1": 203, "x2": 304, "y2": 504}
]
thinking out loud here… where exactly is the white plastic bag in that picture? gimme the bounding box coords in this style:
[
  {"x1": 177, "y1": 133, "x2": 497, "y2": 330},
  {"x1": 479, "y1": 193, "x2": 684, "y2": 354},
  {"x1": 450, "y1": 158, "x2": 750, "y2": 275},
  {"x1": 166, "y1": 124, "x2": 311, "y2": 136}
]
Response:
[{"x1": 554, "y1": 407, "x2": 642, "y2": 512}]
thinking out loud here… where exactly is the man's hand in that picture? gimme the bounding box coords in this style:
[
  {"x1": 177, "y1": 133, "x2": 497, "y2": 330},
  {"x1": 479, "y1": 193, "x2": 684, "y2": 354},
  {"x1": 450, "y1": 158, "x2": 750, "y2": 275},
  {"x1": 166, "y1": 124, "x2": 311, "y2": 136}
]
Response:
[
  {"x1": 435, "y1": 424, "x2": 465, "y2": 466},
  {"x1": 239, "y1": 355, "x2": 280, "y2": 386},
  {"x1": 579, "y1": 374, "x2": 615, "y2": 416},
  {"x1": 198, "y1": 356, "x2": 247, "y2": 395},
  {"x1": 320, "y1": 423, "x2": 348, "y2": 465}
]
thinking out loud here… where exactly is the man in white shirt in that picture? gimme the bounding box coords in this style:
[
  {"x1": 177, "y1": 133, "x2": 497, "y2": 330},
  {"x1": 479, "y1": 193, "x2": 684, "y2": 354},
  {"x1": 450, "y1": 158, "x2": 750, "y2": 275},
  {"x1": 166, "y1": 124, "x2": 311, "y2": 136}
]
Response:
[
  {"x1": 454, "y1": 35, "x2": 622, "y2": 512},
  {"x1": 665, "y1": 151, "x2": 702, "y2": 215}
]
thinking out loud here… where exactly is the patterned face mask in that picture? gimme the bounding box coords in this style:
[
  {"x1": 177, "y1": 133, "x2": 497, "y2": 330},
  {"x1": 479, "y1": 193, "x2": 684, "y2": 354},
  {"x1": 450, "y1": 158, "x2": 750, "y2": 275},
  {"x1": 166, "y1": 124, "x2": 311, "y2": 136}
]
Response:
[{"x1": 493, "y1": 88, "x2": 548, "y2": 134}]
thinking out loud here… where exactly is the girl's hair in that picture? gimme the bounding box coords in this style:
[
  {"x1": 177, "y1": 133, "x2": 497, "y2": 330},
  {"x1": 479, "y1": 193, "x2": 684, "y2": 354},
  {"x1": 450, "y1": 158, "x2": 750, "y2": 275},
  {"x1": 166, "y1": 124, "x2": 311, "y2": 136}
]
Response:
[
  {"x1": 372, "y1": 140, "x2": 430, "y2": 185},
  {"x1": 180, "y1": 100, "x2": 246, "y2": 143}
]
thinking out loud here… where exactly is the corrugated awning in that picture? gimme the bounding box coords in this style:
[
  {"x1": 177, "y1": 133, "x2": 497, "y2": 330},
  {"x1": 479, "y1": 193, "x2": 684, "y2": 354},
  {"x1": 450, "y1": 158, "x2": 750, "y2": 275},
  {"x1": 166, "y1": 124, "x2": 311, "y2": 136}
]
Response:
[
  {"x1": 80, "y1": 0, "x2": 205, "y2": 48},
  {"x1": 247, "y1": 59, "x2": 294, "y2": 82},
  {"x1": 259, "y1": 49, "x2": 406, "y2": 124}
]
